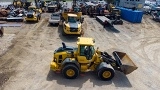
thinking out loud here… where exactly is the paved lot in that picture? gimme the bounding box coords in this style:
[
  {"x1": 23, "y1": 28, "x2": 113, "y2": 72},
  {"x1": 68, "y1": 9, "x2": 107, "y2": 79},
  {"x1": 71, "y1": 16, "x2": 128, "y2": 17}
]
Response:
[{"x1": 0, "y1": 11, "x2": 160, "y2": 90}]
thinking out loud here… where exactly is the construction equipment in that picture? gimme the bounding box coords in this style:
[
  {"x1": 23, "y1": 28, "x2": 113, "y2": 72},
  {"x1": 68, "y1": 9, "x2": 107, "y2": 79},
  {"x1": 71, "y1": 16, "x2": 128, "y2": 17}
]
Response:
[
  {"x1": 46, "y1": 1, "x2": 58, "y2": 12},
  {"x1": 61, "y1": 0, "x2": 84, "y2": 35},
  {"x1": 61, "y1": 12, "x2": 83, "y2": 35},
  {"x1": 87, "y1": 5, "x2": 99, "y2": 17},
  {"x1": 107, "y1": 3, "x2": 115, "y2": 13},
  {"x1": 104, "y1": 4, "x2": 123, "y2": 25},
  {"x1": 7, "y1": 8, "x2": 25, "y2": 22},
  {"x1": 79, "y1": 3, "x2": 87, "y2": 15},
  {"x1": 151, "y1": 10, "x2": 160, "y2": 22},
  {"x1": 0, "y1": 9, "x2": 9, "y2": 20},
  {"x1": 0, "y1": 7, "x2": 24, "y2": 22},
  {"x1": 36, "y1": 0, "x2": 46, "y2": 12},
  {"x1": 33, "y1": 0, "x2": 43, "y2": 13},
  {"x1": 24, "y1": 1, "x2": 32, "y2": 10},
  {"x1": 25, "y1": 6, "x2": 41, "y2": 22},
  {"x1": 105, "y1": 8, "x2": 123, "y2": 25},
  {"x1": 28, "y1": 5, "x2": 42, "y2": 14},
  {"x1": 13, "y1": 0, "x2": 24, "y2": 8},
  {"x1": 24, "y1": 0, "x2": 44, "y2": 22},
  {"x1": 50, "y1": 37, "x2": 138, "y2": 80},
  {"x1": 49, "y1": 12, "x2": 61, "y2": 25},
  {"x1": 85, "y1": 2, "x2": 108, "y2": 17}
]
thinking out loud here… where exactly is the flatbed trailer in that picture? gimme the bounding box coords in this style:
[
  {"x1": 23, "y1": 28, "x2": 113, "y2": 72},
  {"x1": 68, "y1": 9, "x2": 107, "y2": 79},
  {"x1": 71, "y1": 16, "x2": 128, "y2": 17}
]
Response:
[
  {"x1": 0, "y1": 17, "x2": 24, "y2": 22},
  {"x1": 6, "y1": 17, "x2": 24, "y2": 22},
  {"x1": 0, "y1": 24, "x2": 22, "y2": 27},
  {"x1": 96, "y1": 16, "x2": 113, "y2": 27}
]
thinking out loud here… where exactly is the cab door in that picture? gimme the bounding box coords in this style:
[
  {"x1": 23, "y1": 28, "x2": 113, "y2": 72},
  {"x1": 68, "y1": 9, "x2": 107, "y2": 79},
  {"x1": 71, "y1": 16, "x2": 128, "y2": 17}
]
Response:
[{"x1": 77, "y1": 45, "x2": 95, "y2": 64}]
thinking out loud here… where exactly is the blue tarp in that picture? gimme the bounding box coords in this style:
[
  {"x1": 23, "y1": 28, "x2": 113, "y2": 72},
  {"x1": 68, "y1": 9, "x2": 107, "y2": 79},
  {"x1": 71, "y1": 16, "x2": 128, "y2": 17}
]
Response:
[{"x1": 117, "y1": 7, "x2": 143, "y2": 23}]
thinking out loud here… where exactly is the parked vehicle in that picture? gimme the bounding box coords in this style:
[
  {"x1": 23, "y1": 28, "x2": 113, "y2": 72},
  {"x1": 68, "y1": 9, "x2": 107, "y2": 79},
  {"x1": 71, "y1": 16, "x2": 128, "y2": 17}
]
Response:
[
  {"x1": 49, "y1": 12, "x2": 61, "y2": 25},
  {"x1": 143, "y1": 3, "x2": 151, "y2": 14},
  {"x1": 25, "y1": 6, "x2": 41, "y2": 22},
  {"x1": 46, "y1": 1, "x2": 58, "y2": 12},
  {"x1": 151, "y1": 10, "x2": 160, "y2": 22}
]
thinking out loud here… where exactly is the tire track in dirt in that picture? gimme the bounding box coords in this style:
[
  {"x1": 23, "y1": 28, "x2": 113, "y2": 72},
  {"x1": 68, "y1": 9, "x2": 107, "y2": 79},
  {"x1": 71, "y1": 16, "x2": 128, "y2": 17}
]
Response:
[
  {"x1": 126, "y1": 15, "x2": 160, "y2": 90},
  {"x1": 0, "y1": 22, "x2": 40, "y2": 88},
  {"x1": 0, "y1": 13, "x2": 59, "y2": 89},
  {"x1": 0, "y1": 15, "x2": 50, "y2": 88},
  {"x1": 83, "y1": 15, "x2": 160, "y2": 90}
]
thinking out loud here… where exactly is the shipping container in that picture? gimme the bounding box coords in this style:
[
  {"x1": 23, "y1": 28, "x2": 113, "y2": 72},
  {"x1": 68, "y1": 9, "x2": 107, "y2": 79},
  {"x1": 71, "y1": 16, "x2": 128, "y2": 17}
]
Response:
[{"x1": 118, "y1": 7, "x2": 143, "y2": 23}]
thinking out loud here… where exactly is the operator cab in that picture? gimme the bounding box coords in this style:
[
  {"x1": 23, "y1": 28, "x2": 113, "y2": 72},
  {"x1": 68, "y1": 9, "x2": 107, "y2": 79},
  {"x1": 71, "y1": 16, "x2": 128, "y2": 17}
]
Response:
[
  {"x1": 67, "y1": 14, "x2": 78, "y2": 23},
  {"x1": 77, "y1": 37, "x2": 96, "y2": 61},
  {"x1": 80, "y1": 45, "x2": 95, "y2": 60}
]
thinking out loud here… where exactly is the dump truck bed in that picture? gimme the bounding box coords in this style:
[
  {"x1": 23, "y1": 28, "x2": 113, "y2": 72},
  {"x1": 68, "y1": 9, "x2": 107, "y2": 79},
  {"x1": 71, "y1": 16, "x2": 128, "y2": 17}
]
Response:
[{"x1": 62, "y1": 12, "x2": 82, "y2": 21}]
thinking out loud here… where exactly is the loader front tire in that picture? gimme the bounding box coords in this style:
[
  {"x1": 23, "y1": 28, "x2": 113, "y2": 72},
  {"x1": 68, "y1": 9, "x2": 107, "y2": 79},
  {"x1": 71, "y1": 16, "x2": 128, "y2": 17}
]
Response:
[
  {"x1": 62, "y1": 64, "x2": 79, "y2": 79},
  {"x1": 97, "y1": 67, "x2": 115, "y2": 81}
]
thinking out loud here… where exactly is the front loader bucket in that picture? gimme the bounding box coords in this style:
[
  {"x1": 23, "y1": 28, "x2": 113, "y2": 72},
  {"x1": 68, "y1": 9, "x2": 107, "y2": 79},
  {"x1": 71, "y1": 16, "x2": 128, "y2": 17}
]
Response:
[{"x1": 113, "y1": 51, "x2": 138, "y2": 74}]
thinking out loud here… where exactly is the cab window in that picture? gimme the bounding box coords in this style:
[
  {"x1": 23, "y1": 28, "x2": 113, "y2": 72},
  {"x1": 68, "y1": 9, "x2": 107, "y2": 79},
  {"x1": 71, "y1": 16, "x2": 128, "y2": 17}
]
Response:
[{"x1": 80, "y1": 45, "x2": 95, "y2": 60}]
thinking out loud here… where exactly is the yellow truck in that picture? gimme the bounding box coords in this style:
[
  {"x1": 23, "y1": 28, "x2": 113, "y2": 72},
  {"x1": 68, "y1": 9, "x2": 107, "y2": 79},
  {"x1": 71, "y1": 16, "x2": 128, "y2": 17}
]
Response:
[{"x1": 61, "y1": 12, "x2": 84, "y2": 35}]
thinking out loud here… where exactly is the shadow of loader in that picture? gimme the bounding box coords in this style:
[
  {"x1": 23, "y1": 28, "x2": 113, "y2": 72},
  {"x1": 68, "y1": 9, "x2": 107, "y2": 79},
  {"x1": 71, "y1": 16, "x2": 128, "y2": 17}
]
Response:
[{"x1": 46, "y1": 69, "x2": 132, "y2": 89}]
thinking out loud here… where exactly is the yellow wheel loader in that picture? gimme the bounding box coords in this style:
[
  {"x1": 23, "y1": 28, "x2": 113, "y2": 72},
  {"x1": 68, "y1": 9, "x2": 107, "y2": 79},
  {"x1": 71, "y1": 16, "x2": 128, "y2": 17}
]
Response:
[{"x1": 50, "y1": 37, "x2": 138, "y2": 81}]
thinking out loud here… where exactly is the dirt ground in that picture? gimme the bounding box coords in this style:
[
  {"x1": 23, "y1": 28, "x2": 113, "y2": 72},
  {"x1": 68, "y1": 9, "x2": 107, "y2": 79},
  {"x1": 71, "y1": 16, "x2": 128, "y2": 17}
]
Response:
[{"x1": 0, "y1": 12, "x2": 160, "y2": 90}]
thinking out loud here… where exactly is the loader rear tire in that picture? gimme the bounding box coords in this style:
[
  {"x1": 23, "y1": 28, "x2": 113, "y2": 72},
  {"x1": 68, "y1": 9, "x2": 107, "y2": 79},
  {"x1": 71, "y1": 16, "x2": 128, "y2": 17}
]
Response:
[
  {"x1": 97, "y1": 67, "x2": 115, "y2": 81},
  {"x1": 62, "y1": 64, "x2": 79, "y2": 79}
]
